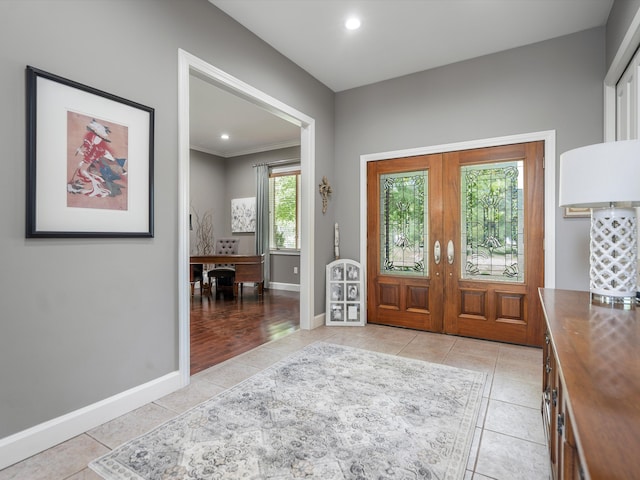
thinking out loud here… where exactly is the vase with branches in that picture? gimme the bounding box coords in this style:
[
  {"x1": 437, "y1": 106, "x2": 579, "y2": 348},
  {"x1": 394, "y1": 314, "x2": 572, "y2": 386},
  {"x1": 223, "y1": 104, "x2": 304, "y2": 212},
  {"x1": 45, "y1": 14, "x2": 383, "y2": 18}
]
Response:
[
  {"x1": 192, "y1": 207, "x2": 214, "y2": 257},
  {"x1": 191, "y1": 206, "x2": 214, "y2": 292}
]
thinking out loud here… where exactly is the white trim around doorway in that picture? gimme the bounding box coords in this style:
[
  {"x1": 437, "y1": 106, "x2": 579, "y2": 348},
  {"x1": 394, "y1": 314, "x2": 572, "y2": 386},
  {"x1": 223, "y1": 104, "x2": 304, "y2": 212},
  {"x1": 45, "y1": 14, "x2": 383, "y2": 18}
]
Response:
[
  {"x1": 358, "y1": 130, "x2": 557, "y2": 323},
  {"x1": 178, "y1": 49, "x2": 315, "y2": 387}
]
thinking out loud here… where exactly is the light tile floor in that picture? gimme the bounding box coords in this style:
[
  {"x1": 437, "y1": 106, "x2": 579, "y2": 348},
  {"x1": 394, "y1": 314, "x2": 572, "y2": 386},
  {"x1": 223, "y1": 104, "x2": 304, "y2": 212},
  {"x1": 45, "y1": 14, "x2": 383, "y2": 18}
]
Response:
[{"x1": 0, "y1": 325, "x2": 550, "y2": 480}]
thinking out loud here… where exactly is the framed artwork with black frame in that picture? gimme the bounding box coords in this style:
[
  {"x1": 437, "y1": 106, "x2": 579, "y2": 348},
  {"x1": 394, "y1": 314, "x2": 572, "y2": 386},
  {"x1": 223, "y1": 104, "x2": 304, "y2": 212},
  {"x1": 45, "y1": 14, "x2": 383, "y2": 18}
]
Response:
[{"x1": 25, "y1": 66, "x2": 154, "y2": 238}]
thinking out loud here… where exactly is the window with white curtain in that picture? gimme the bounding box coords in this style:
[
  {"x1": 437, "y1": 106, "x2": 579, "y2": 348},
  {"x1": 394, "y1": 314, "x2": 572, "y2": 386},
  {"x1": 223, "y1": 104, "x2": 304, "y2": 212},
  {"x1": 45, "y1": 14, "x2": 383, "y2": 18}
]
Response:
[{"x1": 269, "y1": 165, "x2": 301, "y2": 250}]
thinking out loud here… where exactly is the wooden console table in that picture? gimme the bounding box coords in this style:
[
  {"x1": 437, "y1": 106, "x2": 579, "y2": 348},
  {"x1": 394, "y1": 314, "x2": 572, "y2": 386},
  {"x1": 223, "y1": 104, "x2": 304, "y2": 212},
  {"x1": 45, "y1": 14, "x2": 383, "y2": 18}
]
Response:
[
  {"x1": 190, "y1": 254, "x2": 265, "y2": 297},
  {"x1": 539, "y1": 288, "x2": 640, "y2": 480}
]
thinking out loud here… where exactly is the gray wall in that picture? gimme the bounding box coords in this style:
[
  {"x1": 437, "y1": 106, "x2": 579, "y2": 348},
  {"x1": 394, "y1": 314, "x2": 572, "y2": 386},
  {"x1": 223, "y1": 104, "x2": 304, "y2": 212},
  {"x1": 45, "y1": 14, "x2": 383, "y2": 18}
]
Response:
[
  {"x1": 270, "y1": 254, "x2": 301, "y2": 285},
  {"x1": 334, "y1": 28, "x2": 606, "y2": 291},
  {"x1": 606, "y1": 0, "x2": 640, "y2": 69},
  {"x1": 190, "y1": 150, "x2": 226, "y2": 255},
  {"x1": 0, "y1": 0, "x2": 333, "y2": 438}
]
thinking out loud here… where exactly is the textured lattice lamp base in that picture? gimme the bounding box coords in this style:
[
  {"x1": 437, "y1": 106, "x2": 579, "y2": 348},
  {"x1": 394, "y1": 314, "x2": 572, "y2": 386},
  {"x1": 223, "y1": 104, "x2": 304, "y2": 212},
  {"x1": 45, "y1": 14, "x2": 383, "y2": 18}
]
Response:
[{"x1": 590, "y1": 207, "x2": 638, "y2": 309}]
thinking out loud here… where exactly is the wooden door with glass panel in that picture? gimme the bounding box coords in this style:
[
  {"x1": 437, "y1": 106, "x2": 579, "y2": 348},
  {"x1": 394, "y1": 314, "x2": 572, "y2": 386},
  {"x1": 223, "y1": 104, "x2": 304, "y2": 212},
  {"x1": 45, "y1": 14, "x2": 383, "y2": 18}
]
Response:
[
  {"x1": 366, "y1": 154, "x2": 443, "y2": 331},
  {"x1": 442, "y1": 142, "x2": 544, "y2": 346}
]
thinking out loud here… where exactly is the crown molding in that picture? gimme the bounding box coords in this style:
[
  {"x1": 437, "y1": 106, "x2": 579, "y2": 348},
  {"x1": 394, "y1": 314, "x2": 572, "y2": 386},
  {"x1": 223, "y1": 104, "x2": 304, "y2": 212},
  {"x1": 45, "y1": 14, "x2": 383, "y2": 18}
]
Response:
[{"x1": 190, "y1": 139, "x2": 300, "y2": 159}]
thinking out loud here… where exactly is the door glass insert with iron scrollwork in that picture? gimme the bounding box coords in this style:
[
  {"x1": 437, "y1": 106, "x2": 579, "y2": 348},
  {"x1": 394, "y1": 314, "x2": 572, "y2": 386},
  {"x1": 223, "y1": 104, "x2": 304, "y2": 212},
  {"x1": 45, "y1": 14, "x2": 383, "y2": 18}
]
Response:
[
  {"x1": 379, "y1": 170, "x2": 428, "y2": 277},
  {"x1": 460, "y1": 161, "x2": 524, "y2": 282}
]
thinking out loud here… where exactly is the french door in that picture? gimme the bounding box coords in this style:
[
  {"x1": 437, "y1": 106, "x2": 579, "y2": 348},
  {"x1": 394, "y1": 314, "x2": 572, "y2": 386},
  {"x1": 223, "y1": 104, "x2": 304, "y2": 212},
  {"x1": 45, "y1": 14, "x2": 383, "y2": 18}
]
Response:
[{"x1": 367, "y1": 142, "x2": 545, "y2": 346}]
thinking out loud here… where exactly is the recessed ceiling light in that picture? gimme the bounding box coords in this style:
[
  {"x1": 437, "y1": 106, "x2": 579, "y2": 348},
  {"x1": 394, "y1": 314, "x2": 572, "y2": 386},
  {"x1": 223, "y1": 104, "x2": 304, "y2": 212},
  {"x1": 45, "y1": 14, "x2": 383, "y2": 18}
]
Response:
[
  {"x1": 220, "y1": 133, "x2": 230, "y2": 140},
  {"x1": 345, "y1": 17, "x2": 361, "y2": 31}
]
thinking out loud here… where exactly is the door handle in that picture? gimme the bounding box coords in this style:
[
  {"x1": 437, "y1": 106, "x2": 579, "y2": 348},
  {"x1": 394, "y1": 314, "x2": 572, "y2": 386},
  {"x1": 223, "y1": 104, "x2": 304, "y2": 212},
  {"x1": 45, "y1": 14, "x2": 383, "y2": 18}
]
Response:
[
  {"x1": 447, "y1": 240, "x2": 454, "y2": 264},
  {"x1": 434, "y1": 240, "x2": 441, "y2": 264}
]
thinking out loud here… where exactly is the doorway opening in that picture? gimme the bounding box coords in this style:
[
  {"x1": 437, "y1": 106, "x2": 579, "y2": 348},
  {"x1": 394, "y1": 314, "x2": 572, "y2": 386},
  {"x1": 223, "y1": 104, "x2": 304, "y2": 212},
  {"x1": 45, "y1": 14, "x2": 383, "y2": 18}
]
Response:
[{"x1": 178, "y1": 49, "x2": 315, "y2": 385}]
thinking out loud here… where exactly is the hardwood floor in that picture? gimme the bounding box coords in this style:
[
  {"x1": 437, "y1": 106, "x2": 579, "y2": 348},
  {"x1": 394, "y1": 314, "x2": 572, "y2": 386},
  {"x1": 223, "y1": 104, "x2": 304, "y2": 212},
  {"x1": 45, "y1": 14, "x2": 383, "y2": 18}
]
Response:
[{"x1": 190, "y1": 287, "x2": 300, "y2": 374}]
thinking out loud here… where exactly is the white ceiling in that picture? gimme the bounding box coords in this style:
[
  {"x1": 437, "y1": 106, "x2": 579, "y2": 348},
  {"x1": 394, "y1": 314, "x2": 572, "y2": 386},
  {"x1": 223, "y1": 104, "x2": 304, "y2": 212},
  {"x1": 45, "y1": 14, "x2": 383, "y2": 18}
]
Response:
[
  {"x1": 190, "y1": 74, "x2": 300, "y2": 158},
  {"x1": 193, "y1": 0, "x2": 613, "y2": 157}
]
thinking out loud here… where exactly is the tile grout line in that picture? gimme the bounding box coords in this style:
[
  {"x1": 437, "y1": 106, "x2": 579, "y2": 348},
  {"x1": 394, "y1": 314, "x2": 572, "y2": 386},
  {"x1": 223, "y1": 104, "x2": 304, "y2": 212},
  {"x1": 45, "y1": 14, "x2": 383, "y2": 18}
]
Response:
[{"x1": 470, "y1": 359, "x2": 495, "y2": 477}]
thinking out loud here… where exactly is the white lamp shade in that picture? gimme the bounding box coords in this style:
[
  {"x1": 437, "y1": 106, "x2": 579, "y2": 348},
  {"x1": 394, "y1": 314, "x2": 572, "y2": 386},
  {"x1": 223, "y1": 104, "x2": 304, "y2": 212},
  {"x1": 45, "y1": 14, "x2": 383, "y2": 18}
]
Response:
[{"x1": 559, "y1": 140, "x2": 640, "y2": 208}]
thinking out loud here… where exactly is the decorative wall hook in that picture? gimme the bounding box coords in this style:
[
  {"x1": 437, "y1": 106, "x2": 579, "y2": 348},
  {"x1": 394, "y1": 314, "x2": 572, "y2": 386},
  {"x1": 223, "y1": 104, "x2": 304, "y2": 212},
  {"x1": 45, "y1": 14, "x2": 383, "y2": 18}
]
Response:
[{"x1": 319, "y1": 176, "x2": 332, "y2": 214}]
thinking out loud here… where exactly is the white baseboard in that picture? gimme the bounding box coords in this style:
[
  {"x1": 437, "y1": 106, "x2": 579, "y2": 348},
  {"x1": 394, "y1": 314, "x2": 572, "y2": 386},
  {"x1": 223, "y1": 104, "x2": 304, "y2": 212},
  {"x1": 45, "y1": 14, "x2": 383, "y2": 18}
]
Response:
[
  {"x1": 268, "y1": 282, "x2": 300, "y2": 292},
  {"x1": 0, "y1": 371, "x2": 182, "y2": 470},
  {"x1": 312, "y1": 312, "x2": 326, "y2": 329}
]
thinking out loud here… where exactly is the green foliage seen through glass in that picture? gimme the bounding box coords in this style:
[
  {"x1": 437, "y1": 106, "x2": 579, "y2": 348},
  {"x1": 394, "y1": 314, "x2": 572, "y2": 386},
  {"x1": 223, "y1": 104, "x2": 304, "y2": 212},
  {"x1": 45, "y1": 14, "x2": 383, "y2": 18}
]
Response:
[{"x1": 271, "y1": 173, "x2": 299, "y2": 249}]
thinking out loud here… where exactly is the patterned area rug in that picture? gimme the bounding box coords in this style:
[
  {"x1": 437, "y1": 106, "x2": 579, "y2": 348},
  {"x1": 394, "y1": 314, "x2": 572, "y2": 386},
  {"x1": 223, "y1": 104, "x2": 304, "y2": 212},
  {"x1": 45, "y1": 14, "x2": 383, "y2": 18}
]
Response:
[{"x1": 91, "y1": 342, "x2": 485, "y2": 479}]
